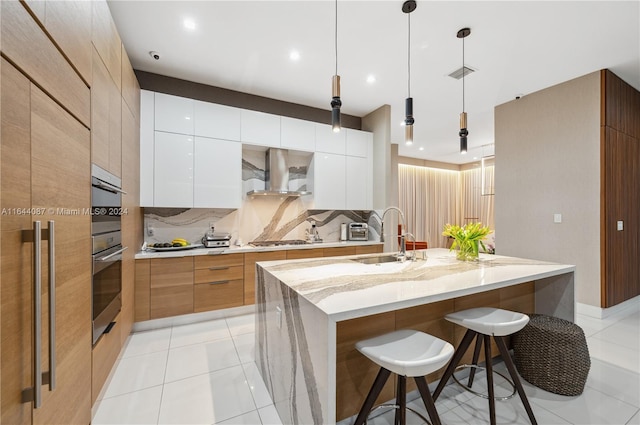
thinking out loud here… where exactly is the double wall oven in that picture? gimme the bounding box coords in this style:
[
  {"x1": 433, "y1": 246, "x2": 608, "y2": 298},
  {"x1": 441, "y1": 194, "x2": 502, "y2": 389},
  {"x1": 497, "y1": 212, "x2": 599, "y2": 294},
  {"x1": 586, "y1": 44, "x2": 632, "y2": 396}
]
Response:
[{"x1": 91, "y1": 164, "x2": 127, "y2": 345}]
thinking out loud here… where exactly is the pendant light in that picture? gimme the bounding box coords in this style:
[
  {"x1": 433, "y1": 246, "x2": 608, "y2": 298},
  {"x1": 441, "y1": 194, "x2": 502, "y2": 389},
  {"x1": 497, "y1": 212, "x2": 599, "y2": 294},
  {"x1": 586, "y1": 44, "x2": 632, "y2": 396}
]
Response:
[
  {"x1": 331, "y1": 0, "x2": 341, "y2": 132},
  {"x1": 457, "y1": 27, "x2": 470, "y2": 154},
  {"x1": 403, "y1": 0, "x2": 417, "y2": 145}
]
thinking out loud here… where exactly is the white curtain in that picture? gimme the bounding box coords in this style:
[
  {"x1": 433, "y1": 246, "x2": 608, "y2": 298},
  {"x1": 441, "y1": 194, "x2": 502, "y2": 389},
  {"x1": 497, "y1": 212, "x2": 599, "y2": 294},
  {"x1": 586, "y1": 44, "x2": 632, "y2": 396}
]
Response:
[
  {"x1": 399, "y1": 164, "x2": 495, "y2": 248},
  {"x1": 399, "y1": 164, "x2": 461, "y2": 248}
]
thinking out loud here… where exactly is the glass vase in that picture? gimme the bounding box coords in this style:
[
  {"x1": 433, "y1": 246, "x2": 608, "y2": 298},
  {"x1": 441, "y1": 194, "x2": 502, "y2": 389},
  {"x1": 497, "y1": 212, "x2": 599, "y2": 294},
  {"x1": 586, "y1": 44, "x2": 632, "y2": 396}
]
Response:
[{"x1": 456, "y1": 240, "x2": 479, "y2": 261}]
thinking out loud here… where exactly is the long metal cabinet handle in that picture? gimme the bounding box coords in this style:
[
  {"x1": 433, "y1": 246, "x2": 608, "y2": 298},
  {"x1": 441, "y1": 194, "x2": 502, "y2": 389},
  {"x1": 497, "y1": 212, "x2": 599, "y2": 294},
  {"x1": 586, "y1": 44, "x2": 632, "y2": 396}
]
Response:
[
  {"x1": 48, "y1": 220, "x2": 56, "y2": 391},
  {"x1": 33, "y1": 221, "x2": 43, "y2": 408}
]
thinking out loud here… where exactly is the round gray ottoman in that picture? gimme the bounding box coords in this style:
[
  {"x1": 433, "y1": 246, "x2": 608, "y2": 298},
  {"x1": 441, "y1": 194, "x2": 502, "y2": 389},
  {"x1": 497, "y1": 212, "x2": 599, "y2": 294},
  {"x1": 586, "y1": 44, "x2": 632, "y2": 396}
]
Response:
[{"x1": 512, "y1": 314, "x2": 590, "y2": 396}]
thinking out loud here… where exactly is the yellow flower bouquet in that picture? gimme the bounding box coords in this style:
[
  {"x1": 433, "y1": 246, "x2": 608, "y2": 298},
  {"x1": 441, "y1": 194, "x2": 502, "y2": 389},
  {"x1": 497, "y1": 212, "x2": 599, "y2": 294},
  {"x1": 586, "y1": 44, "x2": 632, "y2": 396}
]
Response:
[{"x1": 442, "y1": 222, "x2": 493, "y2": 261}]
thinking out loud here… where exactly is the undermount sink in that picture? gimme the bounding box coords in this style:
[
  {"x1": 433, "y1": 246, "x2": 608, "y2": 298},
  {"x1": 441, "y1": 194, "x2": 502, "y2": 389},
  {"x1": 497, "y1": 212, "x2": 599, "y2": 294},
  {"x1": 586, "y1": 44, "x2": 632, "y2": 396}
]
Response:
[{"x1": 352, "y1": 254, "x2": 403, "y2": 265}]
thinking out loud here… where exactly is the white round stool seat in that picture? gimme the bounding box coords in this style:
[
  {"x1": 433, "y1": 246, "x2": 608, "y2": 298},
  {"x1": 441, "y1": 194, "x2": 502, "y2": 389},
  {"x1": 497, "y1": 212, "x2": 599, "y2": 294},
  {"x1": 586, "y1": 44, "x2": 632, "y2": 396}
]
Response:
[
  {"x1": 356, "y1": 329, "x2": 454, "y2": 377},
  {"x1": 445, "y1": 308, "x2": 529, "y2": 336}
]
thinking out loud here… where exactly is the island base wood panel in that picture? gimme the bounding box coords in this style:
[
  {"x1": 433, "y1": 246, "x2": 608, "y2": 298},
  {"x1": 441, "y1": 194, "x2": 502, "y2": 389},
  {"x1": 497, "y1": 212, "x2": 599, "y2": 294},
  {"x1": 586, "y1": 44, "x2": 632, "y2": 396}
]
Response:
[{"x1": 335, "y1": 282, "x2": 535, "y2": 421}]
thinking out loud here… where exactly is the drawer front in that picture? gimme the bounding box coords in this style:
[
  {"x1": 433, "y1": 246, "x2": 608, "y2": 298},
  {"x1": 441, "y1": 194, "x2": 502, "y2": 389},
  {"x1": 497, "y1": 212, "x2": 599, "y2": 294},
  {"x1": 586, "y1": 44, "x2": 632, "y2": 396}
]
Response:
[
  {"x1": 194, "y1": 264, "x2": 243, "y2": 284},
  {"x1": 355, "y1": 244, "x2": 383, "y2": 255},
  {"x1": 194, "y1": 253, "x2": 244, "y2": 269},
  {"x1": 324, "y1": 246, "x2": 357, "y2": 257},
  {"x1": 286, "y1": 248, "x2": 324, "y2": 260},
  {"x1": 194, "y1": 279, "x2": 244, "y2": 312},
  {"x1": 150, "y1": 257, "x2": 194, "y2": 289},
  {"x1": 150, "y1": 285, "x2": 194, "y2": 319}
]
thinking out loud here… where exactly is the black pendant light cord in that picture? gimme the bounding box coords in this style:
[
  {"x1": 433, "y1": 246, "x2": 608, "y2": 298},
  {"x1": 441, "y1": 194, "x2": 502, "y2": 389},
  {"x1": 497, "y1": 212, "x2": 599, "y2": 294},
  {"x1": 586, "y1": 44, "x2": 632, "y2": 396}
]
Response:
[
  {"x1": 462, "y1": 34, "x2": 465, "y2": 112},
  {"x1": 335, "y1": 0, "x2": 338, "y2": 76},
  {"x1": 407, "y1": 11, "x2": 411, "y2": 98}
]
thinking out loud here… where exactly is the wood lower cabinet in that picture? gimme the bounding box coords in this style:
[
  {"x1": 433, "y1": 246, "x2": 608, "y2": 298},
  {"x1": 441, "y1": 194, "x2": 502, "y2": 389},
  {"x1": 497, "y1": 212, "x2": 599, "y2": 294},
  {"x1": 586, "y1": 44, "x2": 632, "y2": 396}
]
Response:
[
  {"x1": 355, "y1": 244, "x2": 383, "y2": 255},
  {"x1": 244, "y1": 251, "x2": 287, "y2": 304},
  {"x1": 1, "y1": 59, "x2": 92, "y2": 425},
  {"x1": 133, "y1": 245, "x2": 385, "y2": 322},
  {"x1": 194, "y1": 254, "x2": 244, "y2": 312},
  {"x1": 91, "y1": 314, "x2": 121, "y2": 405},
  {"x1": 150, "y1": 257, "x2": 194, "y2": 319}
]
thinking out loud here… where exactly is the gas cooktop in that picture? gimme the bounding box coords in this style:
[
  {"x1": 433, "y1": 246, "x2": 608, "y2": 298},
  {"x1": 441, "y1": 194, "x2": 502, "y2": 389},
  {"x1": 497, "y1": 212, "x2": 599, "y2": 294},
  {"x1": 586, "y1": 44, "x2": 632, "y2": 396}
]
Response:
[{"x1": 249, "y1": 239, "x2": 309, "y2": 247}]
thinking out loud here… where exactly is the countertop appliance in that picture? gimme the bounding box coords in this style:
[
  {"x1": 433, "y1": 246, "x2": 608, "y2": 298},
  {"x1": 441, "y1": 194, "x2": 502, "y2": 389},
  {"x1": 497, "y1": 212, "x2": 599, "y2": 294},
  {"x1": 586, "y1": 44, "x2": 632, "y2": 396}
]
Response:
[
  {"x1": 348, "y1": 222, "x2": 369, "y2": 241},
  {"x1": 202, "y1": 232, "x2": 231, "y2": 248}
]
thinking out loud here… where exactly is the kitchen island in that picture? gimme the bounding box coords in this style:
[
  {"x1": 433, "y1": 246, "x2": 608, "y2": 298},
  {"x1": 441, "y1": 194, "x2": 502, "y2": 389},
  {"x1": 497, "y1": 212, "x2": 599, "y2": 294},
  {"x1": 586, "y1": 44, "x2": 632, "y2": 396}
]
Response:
[{"x1": 255, "y1": 248, "x2": 575, "y2": 424}]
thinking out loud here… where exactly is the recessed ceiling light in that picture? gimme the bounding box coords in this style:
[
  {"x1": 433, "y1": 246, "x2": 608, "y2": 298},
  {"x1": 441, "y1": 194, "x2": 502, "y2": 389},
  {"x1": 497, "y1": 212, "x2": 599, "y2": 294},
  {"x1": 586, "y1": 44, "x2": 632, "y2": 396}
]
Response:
[
  {"x1": 183, "y1": 19, "x2": 196, "y2": 31},
  {"x1": 366, "y1": 74, "x2": 376, "y2": 84},
  {"x1": 419, "y1": 147, "x2": 424, "y2": 151},
  {"x1": 400, "y1": 121, "x2": 406, "y2": 126},
  {"x1": 289, "y1": 50, "x2": 300, "y2": 61}
]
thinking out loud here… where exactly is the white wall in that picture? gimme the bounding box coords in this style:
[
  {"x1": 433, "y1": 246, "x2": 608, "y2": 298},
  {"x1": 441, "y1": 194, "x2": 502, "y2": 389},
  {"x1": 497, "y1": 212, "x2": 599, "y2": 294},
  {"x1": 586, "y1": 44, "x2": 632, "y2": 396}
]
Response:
[{"x1": 495, "y1": 71, "x2": 601, "y2": 306}]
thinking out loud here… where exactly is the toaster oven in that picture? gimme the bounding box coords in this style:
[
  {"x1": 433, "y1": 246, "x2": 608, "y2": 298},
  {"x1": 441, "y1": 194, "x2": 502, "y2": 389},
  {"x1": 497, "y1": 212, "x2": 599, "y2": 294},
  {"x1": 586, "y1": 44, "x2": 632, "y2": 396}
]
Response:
[{"x1": 348, "y1": 223, "x2": 369, "y2": 241}]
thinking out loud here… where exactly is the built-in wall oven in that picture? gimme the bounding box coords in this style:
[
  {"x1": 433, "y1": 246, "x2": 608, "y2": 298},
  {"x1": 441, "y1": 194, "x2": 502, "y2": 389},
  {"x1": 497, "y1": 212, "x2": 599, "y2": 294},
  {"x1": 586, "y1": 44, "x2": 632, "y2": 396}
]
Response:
[{"x1": 91, "y1": 164, "x2": 127, "y2": 345}]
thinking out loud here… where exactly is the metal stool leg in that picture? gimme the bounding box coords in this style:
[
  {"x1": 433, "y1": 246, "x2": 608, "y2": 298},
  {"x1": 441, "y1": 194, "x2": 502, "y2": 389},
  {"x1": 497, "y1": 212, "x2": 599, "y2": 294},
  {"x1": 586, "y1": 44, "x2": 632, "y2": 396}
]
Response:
[
  {"x1": 495, "y1": 336, "x2": 538, "y2": 425},
  {"x1": 433, "y1": 329, "x2": 477, "y2": 400},
  {"x1": 395, "y1": 375, "x2": 406, "y2": 425},
  {"x1": 484, "y1": 335, "x2": 496, "y2": 425},
  {"x1": 354, "y1": 368, "x2": 392, "y2": 425},
  {"x1": 467, "y1": 334, "x2": 483, "y2": 388},
  {"x1": 415, "y1": 376, "x2": 442, "y2": 425}
]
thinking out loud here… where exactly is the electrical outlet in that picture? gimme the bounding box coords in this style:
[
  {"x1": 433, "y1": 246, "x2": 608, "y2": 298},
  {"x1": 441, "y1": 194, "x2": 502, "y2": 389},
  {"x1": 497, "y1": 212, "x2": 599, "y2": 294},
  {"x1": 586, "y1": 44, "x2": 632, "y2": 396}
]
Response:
[
  {"x1": 553, "y1": 214, "x2": 562, "y2": 223},
  {"x1": 617, "y1": 221, "x2": 624, "y2": 231},
  {"x1": 147, "y1": 224, "x2": 154, "y2": 236}
]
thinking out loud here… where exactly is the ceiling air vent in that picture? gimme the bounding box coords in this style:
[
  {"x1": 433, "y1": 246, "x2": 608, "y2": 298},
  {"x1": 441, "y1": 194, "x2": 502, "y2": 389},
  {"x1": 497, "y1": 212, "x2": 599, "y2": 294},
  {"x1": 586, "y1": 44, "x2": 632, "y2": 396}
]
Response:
[{"x1": 448, "y1": 66, "x2": 476, "y2": 80}]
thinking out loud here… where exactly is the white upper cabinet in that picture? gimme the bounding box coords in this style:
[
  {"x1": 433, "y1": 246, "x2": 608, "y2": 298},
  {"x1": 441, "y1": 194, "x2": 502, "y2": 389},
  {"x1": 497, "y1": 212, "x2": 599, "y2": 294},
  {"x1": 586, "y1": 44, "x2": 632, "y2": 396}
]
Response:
[
  {"x1": 193, "y1": 137, "x2": 241, "y2": 208},
  {"x1": 310, "y1": 152, "x2": 346, "y2": 210},
  {"x1": 280, "y1": 116, "x2": 315, "y2": 152},
  {"x1": 346, "y1": 156, "x2": 370, "y2": 210},
  {"x1": 140, "y1": 90, "x2": 154, "y2": 206},
  {"x1": 315, "y1": 123, "x2": 346, "y2": 154},
  {"x1": 154, "y1": 93, "x2": 194, "y2": 135},
  {"x1": 241, "y1": 110, "x2": 280, "y2": 147},
  {"x1": 153, "y1": 131, "x2": 194, "y2": 207},
  {"x1": 194, "y1": 101, "x2": 241, "y2": 141},
  {"x1": 346, "y1": 128, "x2": 371, "y2": 158}
]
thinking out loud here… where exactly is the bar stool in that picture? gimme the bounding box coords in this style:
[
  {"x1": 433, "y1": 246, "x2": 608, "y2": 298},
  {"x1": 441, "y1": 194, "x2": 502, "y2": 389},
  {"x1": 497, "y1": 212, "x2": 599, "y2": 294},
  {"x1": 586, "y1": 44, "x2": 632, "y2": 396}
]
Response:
[
  {"x1": 353, "y1": 329, "x2": 454, "y2": 425},
  {"x1": 432, "y1": 308, "x2": 537, "y2": 425}
]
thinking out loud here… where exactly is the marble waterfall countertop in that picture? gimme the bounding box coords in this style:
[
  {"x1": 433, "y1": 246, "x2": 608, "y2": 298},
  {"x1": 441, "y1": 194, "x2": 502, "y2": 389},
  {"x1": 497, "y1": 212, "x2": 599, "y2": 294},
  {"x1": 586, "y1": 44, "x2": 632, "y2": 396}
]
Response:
[
  {"x1": 134, "y1": 240, "x2": 383, "y2": 259},
  {"x1": 257, "y1": 248, "x2": 576, "y2": 321}
]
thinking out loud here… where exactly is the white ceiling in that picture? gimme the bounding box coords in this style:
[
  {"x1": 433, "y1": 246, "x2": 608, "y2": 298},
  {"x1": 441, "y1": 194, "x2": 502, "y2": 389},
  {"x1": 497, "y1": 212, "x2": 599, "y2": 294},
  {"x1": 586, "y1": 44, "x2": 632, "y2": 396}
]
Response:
[{"x1": 108, "y1": 1, "x2": 640, "y2": 165}]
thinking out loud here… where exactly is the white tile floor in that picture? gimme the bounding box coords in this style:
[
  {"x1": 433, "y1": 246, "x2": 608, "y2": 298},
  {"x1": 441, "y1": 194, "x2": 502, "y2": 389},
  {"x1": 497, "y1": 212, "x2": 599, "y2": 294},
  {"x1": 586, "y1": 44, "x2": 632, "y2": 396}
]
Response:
[{"x1": 92, "y1": 308, "x2": 640, "y2": 425}]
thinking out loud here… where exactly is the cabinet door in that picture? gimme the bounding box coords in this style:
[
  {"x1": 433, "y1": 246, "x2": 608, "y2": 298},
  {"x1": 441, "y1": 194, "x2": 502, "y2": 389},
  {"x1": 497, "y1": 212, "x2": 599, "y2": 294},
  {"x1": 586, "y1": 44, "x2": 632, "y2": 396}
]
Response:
[
  {"x1": 139, "y1": 90, "x2": 155, "y2": 206},
  {"x1": 150, "y1": 257, "x2": 194, "y2": 319},
  {"x1": 312, "y1": 153, "x2": 346, "y2": 210},
  {"x1": 244, "y1": 251, "x2": 286, "y2": 304},
  {"x1": 193, "y1": 137, "x2": 242, "y2": 208},
  {"x1": 194, "y1": 101, "x2": 241, "y2": 141},
  {"x1": 281, "y1": 116, "x2": 315, "y2": 152},
  {"x1": 155, "y1": 92, "x2": 194, "y2": 135},
  {"x1": 315, "y1": 122, "x2": 346, "y2": 154},
  {"x1": 346, "y1": 156, "x2": 369, "y2": 210},
  {"x1": 346, "y1": 129, "x2": 370, "y2": 157},
  {"x1": 32, "y1": 84, "x2": 92, "y2": 425},
  {"x1": 154, "y1": 132, "x2": 194, "y2": 207},
  {"x1": 241, "y1": 109, "x2": 280, "y2": 147}
]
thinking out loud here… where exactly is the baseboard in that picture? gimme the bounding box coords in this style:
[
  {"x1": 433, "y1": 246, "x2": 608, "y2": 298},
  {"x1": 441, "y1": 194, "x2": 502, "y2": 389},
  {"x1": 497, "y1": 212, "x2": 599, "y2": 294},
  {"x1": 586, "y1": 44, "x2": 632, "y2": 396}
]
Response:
[
  {"x1": 132, "y1": 304, "x2": 255, "y2": 333},
  {"x1": 576, "y1": 295, "x2": 640, "y2": 319}
]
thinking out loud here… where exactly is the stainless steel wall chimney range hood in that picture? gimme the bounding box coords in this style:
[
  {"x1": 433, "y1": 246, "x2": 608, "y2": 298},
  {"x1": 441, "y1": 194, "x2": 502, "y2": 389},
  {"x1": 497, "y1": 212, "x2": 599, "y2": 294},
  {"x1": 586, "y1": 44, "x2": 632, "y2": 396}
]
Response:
[{"x1": 247, "y1": 148, "x2": 311, "y2": 196}]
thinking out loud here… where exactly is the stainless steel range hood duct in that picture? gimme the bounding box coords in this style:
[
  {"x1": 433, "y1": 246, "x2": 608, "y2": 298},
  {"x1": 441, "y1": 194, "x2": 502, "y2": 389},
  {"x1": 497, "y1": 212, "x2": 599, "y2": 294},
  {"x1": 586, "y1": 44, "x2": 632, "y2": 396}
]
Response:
[{"x1": 247, "y1": 148, "x2": 311, "y2": 196}]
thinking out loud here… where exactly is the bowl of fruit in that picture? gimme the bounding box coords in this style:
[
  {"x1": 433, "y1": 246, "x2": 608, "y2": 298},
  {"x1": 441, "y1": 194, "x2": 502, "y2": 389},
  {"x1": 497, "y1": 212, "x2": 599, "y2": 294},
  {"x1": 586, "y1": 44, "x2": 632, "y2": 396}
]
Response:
[{"x1": 147, "y1": 238, "x2": 203, "y2": 251}]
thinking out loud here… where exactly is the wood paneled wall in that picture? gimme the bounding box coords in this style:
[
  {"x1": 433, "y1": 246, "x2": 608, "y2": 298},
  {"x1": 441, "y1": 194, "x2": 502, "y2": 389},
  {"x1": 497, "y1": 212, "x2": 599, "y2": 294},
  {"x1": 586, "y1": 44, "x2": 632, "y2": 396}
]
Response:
[{"x1": 600, "y1": 70, "x2": 640, "y2": 307}]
